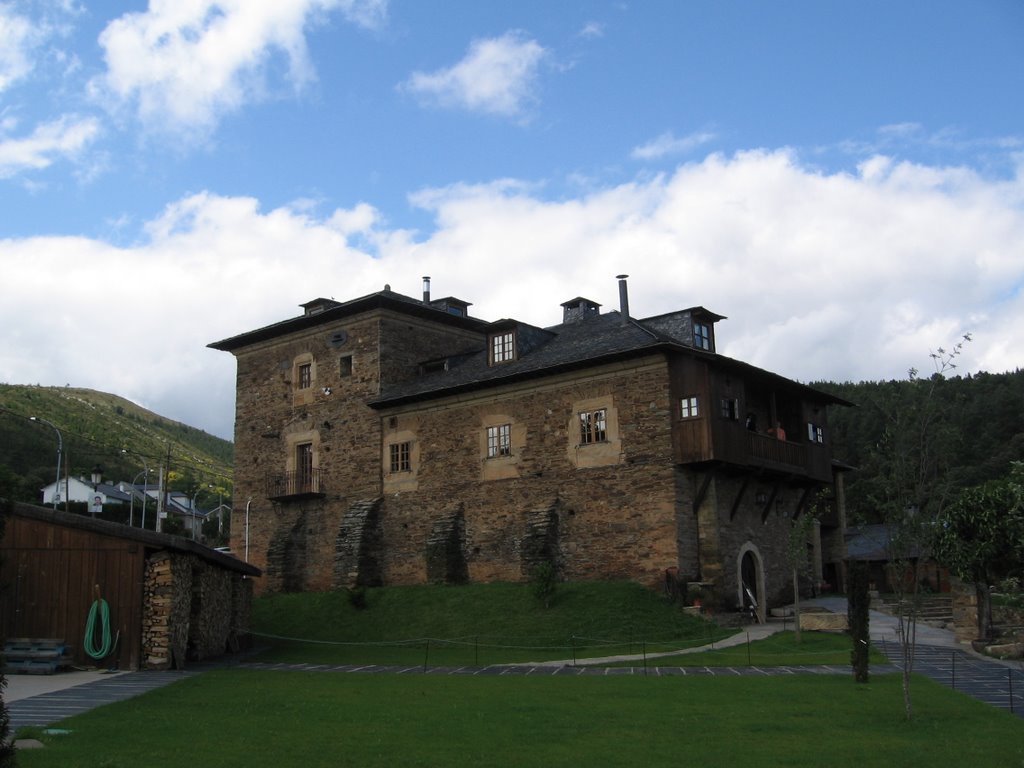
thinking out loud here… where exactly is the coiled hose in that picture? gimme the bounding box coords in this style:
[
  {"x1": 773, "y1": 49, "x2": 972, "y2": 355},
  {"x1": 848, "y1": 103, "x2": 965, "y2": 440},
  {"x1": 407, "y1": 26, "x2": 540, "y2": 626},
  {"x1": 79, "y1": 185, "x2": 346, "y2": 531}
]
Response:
[{"x1": 85, "y1": 598, "x2": 113, "y2": 659}]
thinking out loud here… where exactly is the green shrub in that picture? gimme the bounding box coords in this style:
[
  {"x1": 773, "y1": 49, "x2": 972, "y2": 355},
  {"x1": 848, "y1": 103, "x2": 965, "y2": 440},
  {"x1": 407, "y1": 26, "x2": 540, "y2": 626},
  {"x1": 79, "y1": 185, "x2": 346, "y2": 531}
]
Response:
[{"x1": 531, "y1": 562, "x2": 557, "y2": 608}]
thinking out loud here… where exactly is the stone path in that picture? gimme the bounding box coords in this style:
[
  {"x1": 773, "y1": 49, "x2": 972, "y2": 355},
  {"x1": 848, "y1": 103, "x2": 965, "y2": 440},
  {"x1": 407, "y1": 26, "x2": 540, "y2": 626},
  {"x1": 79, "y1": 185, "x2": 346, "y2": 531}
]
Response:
[
  {"x1": 876, "y1": 639, "x2": 1024, "y2": 718},
  {"x1": 7, "y1": 669, "x2": 202, "y2": 731}
]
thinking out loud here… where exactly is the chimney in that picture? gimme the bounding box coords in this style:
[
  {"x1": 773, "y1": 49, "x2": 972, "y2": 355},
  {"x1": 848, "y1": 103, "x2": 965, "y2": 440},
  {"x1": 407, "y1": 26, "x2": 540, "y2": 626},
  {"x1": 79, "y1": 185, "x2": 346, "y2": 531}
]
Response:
[
  {"x1": 422, "y1": 276, "x2": 431, "y2": 303},
  {"x1": 616, "y1": 274, "x2": 630, "y2": 325}
]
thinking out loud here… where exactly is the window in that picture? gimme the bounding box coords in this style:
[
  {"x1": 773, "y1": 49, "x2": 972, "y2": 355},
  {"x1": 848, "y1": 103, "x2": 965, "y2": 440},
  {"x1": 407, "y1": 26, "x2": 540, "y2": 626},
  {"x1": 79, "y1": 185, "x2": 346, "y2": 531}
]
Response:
[
  {"x1": 680, "y1": 396, "x2": 700, "y2": 419},
  {"x1": 807, "y1": 423, "x2": 824, "y2": 444},
  {"x1": 490, "y1": 331, "x2": 515, "y2": 364},
  {"x1": 297, "y1": 363, "x2": 312, "y2": 389},
  {"x1": 720, "y1": 398, "x2": 738, "y2": 420},
  {"x1": 339, "y1": 355, "x2": 353, "y2": 377},
  {"x1": 296, "y1": 442, "x2": 314, "y2": 493},
  {"x1": 694, "y1": 322, "x2": 711, "y2": 351},
  {"x1": 390, "y1": 441, "x2": 411, "y2": 473},
  {"x1": 486, "y1": 424, "x2": 512, "y2": 458},
  {"x1": 579, "y1": 409, "x2": 607, "y2": 444}
]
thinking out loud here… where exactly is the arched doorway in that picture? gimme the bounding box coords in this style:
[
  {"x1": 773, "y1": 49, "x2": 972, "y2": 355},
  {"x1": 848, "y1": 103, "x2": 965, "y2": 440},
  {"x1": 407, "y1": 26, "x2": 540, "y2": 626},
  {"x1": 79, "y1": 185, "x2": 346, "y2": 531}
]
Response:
[{"x1": 737, "y1": 544, "x2": 765, "y2": 623}]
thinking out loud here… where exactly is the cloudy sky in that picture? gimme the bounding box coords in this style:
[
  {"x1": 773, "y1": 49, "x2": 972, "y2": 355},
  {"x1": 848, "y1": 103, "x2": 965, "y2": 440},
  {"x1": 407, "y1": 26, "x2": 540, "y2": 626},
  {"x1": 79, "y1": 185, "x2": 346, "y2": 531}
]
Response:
[{"x1": 2, "y1": 0, "x2": 1022, "y2": 440}]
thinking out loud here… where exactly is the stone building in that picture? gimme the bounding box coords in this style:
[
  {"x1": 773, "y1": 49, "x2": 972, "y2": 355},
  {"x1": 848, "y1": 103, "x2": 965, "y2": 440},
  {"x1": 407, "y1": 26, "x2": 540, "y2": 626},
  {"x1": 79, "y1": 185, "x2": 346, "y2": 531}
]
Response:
[{"x1": 210, "y1": 277, "x2": 851, "y2": 619}]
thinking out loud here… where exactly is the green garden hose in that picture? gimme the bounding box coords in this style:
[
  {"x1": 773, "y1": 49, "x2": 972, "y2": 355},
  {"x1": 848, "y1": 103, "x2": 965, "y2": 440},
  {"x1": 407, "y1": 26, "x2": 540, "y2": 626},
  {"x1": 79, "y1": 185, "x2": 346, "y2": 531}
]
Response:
[{"x1": 85, "y1": 598, "x2": 113, "y2": 659}]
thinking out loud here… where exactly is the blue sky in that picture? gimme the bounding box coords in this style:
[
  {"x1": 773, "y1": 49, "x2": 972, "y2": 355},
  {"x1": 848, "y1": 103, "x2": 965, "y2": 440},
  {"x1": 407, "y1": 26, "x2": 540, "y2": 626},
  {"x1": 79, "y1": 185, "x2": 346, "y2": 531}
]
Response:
[{"x1": 2, "y1": 0, "x2": 1023, "y2": 440}]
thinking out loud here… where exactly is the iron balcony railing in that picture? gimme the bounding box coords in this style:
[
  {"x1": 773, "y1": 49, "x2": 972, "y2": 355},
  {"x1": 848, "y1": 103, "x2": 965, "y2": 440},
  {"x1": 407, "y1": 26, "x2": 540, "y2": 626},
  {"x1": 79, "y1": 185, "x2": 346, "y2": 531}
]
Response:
[{"x1": 265, "y1": 469, "x2": 324, "y2": 501}]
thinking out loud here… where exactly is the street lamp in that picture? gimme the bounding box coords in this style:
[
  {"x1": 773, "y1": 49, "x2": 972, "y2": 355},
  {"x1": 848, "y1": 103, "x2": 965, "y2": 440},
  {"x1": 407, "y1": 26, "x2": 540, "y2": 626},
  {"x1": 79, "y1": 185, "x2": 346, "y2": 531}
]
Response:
[
  {"x1": 30, "y1": 416, "x2": 62, "y2": 510},
  {"x1": 122, "y1": 449, "x2": 150, "y2": 528},
  {"x1": 129, "y1": 468, "x2": 149, "y2": 527}
]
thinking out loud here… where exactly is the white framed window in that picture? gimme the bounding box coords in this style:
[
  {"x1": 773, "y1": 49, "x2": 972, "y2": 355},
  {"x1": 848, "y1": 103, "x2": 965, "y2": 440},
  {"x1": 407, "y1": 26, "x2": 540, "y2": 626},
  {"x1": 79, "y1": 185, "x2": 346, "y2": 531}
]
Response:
[
  {"x1": 490, "y1": 331, "x2": 515, "y2": 364},
  {"x1": 680, "y1": 396, "x2": 700, "y2": 419},
  {"x1": 579, "y1": 409, "x2": 608, "y2": 445},
  {"x1": 486, "y1": 424, "x2": 512, "y2": 458},
  {"x1": 807, "y1": 423, "x2": 824, "y2": 444}
]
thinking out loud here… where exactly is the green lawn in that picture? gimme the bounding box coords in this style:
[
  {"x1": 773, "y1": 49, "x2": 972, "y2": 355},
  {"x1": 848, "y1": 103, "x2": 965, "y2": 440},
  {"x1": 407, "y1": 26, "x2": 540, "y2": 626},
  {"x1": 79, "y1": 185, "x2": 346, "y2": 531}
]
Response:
[
  {"x1": 251, "y1": 581, "x2": 734, "y2": 666},
  {"x1": 15, "y1": 670, "x2": 1024, "y2": 768}
]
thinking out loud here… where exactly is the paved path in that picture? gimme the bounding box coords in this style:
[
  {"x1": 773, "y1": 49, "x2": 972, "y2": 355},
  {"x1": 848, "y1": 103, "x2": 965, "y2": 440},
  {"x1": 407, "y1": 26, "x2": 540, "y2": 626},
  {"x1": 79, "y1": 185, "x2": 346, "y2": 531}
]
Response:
[{"x1": 6, "y1": 670, "x2": 203, "y2": 731}]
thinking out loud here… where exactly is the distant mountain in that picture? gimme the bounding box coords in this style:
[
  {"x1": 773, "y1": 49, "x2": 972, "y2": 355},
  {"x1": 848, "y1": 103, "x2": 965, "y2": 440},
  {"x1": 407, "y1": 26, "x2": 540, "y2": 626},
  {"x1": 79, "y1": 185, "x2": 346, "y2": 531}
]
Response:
[{"x1": 0, "y1": 384, "x2": 232, "y2": 508}]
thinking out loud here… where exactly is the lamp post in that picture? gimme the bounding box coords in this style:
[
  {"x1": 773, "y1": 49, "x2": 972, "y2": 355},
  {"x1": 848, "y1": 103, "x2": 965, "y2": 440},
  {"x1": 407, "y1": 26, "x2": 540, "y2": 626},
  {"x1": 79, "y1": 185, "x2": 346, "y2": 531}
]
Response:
[
  {"x1": 122, "y1": 450, "x2": 149, "y2": 528},
  {"x1": 30, "y1": 416, "x2": 62, "y2": 510},
  {"x1": 129, "y1": 468, "x2": 149, "y2": 527}
]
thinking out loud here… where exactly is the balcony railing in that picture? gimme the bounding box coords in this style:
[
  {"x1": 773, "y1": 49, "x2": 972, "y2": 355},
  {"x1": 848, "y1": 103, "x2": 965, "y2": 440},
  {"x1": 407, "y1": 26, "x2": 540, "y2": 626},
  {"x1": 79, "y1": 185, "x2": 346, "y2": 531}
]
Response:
[
  {"x1": 676, "y1": 420, "x2": 832, "y2": 482},
  {"x1": 266, "y1": 469, "x2": 325, "y2": 501}
]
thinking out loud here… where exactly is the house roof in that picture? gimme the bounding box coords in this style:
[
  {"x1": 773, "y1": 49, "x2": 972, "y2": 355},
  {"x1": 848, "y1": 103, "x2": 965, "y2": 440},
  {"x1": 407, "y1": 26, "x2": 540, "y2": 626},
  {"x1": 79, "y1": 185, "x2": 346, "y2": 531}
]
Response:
[
  {"x1": 208, "y1": 287, "x2": 491, "y2": 352},
  {"x1": 3, "y1": 501, "x2": 261, "y2": 577},
  {"x1": 370, "y1": 309, "x2": 853, "y2": 409}
]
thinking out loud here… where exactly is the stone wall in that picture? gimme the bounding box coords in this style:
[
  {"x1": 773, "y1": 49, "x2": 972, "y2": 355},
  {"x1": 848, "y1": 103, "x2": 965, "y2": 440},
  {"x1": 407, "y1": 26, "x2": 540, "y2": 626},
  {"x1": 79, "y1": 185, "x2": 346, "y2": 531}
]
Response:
[
  {"x1": 230, "y1": 310, "x2": 485, "y2": 594},
  {"x1": 141, "y1": 551, "x2": 255, "y2": 669},
  {"x1": 376, "y1": 357, "x2": 683, "y2": 589}
]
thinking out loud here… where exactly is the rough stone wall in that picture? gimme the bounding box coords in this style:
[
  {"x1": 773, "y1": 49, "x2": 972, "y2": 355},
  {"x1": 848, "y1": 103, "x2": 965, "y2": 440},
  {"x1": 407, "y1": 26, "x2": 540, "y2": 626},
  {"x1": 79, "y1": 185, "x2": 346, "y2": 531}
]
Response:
[
  {"x1": 333, "y1": 498, "x2": 384, "y2": 589},
  {"x1": 378, "y1": 358, "x2": 683, "y2": 589},
  {"x1": 698, "y1": 473, "x2": 819, "y2": 613},
  {"x1": 229, "y1": 310, "x2": 485, "y2": 595}
]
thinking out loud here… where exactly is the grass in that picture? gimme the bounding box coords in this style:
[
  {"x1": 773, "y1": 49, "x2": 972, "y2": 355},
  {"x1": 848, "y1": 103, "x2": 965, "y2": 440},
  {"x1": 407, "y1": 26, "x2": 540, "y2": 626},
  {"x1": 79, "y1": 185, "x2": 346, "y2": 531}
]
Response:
[
  {"x1": 14, "y1": 669, "x2": 1024, "y2": 768},
  {"x1": 251, "y1": 581, "x2": 735, "y2": 666}
]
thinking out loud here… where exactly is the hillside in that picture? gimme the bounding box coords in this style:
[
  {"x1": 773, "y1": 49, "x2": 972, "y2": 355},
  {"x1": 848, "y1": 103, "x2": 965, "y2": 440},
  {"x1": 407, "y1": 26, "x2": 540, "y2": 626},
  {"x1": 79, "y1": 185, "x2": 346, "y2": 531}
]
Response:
[
  {"x1": 0, "y1": 384, "x2": 233, "y2": 508},
  {"x1": 816, "y1": 368, "x2": 1024, "y2": 522}
]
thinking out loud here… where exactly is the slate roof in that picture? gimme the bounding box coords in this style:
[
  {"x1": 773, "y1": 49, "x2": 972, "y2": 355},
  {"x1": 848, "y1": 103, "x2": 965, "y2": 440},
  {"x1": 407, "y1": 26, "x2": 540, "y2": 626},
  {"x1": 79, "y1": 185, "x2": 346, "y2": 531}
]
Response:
[
  {"x1": 209, "y1": 287, "x2": 490, "y2": 352},
  {"x1": 371, "y1": 308, "x2": 852, "y2": 409}
]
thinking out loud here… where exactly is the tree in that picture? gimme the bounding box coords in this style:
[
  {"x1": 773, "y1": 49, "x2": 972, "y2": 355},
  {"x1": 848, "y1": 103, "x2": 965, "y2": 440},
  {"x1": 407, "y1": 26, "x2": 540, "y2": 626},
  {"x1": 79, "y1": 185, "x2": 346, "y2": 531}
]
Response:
[
  {"x1": 932, "y1": 465, "x2": 1024, "y2": 642},
  {"x1": 869, "y1": 335, "x2": 970, "y2": 720},
  {"x1": 847, "y1": 560, "x2": 871, "y2": 683},
  {"x1": 786, "y1": 509, "x2": 817, "y2": 643}
]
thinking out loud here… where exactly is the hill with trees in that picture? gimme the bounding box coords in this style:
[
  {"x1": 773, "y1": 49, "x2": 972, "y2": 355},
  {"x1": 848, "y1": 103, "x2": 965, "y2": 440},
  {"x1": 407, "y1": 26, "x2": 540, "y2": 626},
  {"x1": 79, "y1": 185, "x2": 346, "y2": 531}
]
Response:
[
  {"x1": 816, "y1": 368, "x2": 1024, "y2": 523},
  {"x1": 0, "y1": 384, "x2": 232, "y2": 516}
]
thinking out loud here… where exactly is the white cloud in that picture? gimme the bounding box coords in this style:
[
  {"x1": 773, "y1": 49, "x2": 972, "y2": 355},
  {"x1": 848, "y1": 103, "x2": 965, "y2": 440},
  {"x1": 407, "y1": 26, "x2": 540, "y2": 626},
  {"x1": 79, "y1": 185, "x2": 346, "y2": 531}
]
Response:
[
  {"x1": 90, "y1": 0, "x2": 387, "y2": 139},
  {"x1": 0, "y1": 114, "x2": 100, "y2": 178},
  {"x1": 2, "y1": 150, "x2": 1022, "y2": 438},
  {"x1": 401, "y1": 31, "x2": 547, "y2": 118},
  {"x1": 632, "y1": 130, "x2": 716, "y2": 160},
  {"x1": 0, "y1": 3, "x2": 39, "y2": 92}
]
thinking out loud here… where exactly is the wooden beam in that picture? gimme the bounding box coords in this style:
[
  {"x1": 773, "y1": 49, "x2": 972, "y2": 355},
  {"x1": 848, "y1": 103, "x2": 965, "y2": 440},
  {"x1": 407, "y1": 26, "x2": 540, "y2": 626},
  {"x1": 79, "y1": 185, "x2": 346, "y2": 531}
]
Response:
[
  {"x1": 792, "y1": 485, "x2": 815, "y2": 520},
  {"x1": 729, "y1": 476, "x2": 750, "y2": 521},
  {"x1": 692, "y1": 468, "x2": 715, "y2": 516}
]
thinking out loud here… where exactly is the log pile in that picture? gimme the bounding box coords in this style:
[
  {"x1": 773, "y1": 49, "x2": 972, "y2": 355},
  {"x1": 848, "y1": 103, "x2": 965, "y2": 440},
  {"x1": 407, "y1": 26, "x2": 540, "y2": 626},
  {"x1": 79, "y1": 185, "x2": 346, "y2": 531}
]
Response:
[{"x1": 142, "y1": 551, "x2": 255, "y2": 669}]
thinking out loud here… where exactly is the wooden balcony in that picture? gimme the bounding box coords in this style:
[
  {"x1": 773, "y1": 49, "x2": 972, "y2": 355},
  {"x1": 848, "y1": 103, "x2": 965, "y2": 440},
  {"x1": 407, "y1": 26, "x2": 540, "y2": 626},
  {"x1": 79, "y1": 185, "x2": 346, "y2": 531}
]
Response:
[
  {"x1": 676, "y1": 419, "x2": 832, "y2": 482},
  {"x1": 265, "y1": 469, "x2": 325, "y2": 501}
]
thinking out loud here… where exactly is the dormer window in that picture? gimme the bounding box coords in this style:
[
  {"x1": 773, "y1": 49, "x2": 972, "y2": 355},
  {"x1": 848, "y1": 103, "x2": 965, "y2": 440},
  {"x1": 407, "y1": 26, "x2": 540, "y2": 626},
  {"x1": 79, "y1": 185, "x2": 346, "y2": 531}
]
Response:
[
  {"x1": 490, "y1": 330, "x2": 516, "y2": 364},
  {"x1": 694, "y1": 322, "x2": 711, "y2": 351}
]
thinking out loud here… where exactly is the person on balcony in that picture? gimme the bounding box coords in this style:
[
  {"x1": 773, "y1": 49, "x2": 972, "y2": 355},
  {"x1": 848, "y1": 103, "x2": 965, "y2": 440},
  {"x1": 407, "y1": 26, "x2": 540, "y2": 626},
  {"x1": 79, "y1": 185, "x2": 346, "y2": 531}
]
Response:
[{"x1": 767, "y1": 421, "x2": 786, "y2": 441}]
